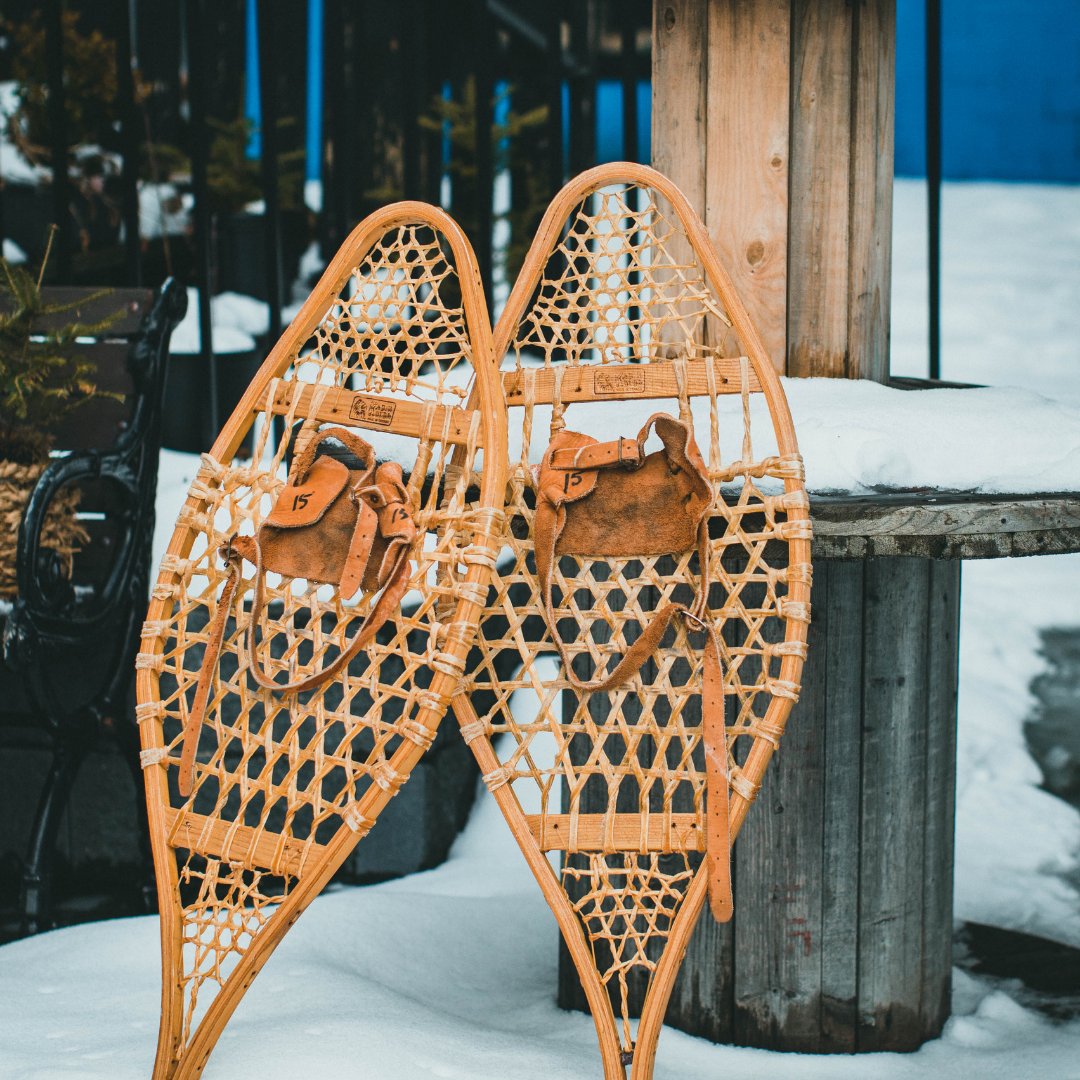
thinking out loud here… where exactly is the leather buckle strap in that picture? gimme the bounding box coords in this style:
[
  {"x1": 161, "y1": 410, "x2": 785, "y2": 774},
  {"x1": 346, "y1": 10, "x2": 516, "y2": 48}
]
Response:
[{"x1": 548, "y1": 437, "x2": 641, "y2": 472}]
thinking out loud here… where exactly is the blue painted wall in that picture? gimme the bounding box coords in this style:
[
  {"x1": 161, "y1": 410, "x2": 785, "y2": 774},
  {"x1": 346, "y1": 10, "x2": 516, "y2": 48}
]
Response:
[
  {"x1": 895, "y1": 0, "x2": 1080, "y2": 182},
  {"x1": 592, "y1": 2, "x2": 1080, "y2": 183}
]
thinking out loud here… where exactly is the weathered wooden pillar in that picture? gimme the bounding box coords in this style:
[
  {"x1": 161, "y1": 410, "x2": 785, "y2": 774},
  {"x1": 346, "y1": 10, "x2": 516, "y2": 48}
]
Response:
[
  {"x1": 662, "y1": 557, "x2": 959, "y2": 1052},
  {"x1": 648, "y1": 0, "x2": 957, "y2": 1054},
  {"x1": 654, "y1": 0, "x2": 894, "y2": 382}
]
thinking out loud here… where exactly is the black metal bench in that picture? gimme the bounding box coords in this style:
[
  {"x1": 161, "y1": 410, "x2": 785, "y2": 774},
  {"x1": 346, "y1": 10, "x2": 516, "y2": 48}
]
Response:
[{"x1": 0, "y1": 280, "x2": 186, "y2": 935}]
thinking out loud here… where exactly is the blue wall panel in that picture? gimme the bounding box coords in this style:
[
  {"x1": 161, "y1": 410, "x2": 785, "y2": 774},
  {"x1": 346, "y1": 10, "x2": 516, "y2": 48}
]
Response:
[
  {"x1": 895, "y1": 0, "x2": 1080, "y2": 182},
  {"x1": 589, "y1": 2, "x2": 1080, "y2": 183}
]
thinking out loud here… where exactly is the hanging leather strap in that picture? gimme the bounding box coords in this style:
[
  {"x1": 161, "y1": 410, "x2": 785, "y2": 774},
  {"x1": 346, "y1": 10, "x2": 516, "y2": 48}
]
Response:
[
  {"x1": 533, "y1": 414, "x2": 732, "y2": 922},
  {"x1": 178, "y1": 538, "x2": 410, "y2": 798},
  {"x1": 242, "y1": 531, "x2": 411, "y2": 694},
  {"x1": 178, "y1": 554, "x2": 243, "y2": 797},
  {"x1": 689, "y1": 612, "x2": 733, "y2": 923}
]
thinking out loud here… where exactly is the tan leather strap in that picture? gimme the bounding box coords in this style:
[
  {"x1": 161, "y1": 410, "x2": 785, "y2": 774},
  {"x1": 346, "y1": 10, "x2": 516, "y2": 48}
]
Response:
[
  {"x1": 243, "y1": 531, "x2": 410, "y2": 694},
  {"x1": 687, "y1": 612, "x2": 733, "y2": 923},
  {"x1": 548, "y1": 437, "x2": 642, "y2": 472},
  {"x1": 179, "y1": 548, "x2": 243, "y2": 797},
  {"x1": 291, "y1": 424, "x2": 376, "y2": 484}
]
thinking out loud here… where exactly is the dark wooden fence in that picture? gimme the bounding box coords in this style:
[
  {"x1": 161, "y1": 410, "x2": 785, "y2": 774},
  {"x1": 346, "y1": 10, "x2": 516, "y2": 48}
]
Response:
[
  {"x1": 0, "y1": 0, "x2": 944, "y2": 404},
  {"x1": 0, "y1": 0, "x2": 653, "y2": 428}
]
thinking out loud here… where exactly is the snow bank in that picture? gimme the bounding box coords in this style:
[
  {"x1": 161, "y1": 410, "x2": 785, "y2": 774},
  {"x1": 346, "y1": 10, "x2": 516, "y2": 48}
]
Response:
[
  {"x1": 891, "y1": 179, "x2": 1080, "y2": 406},
  {"x1": 955, "y1": 554, "x2": 1080, "y2": 947},
  {"x1": 1, "y1": 775, "x2": 1079, "y2": 1080},
  {"x1": 138, "y1": 182, "x2": 190, "y2": 240},
  {"x1": 212, "y1": 291, "x2": 272, "y2": 337},
  {"x1": 3, "y1": 237, "x2": 26, "y2": 264},
  {"x1": 170, "y1": 288, "x2": 258, "y2": 355},
  {"x1": 0, "y1": 81, "x2": 49, "y2": 186}
]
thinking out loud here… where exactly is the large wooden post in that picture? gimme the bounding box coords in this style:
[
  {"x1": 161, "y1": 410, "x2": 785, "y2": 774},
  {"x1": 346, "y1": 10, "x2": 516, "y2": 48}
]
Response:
[
  {"x1": 654, "y1": 0, "x2": 894, "y2": 381},
  {"x1": 645, "y1": 0, "x2": 956, "y2": 1054}
]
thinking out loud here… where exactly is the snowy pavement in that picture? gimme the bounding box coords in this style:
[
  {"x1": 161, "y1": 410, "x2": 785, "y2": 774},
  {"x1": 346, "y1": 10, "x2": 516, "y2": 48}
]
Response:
[
  {"x1": 1, "y1": 782, "x2": 1079, "y2": 1080},
  {"x1": 1, "y1": 179, "x2": 1078, "y2": 1078}
]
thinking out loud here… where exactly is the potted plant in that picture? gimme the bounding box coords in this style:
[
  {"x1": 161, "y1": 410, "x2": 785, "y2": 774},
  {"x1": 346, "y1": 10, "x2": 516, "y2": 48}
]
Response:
[{"x1": 0, "y1": 239, "x2": 120, "y2": 599}]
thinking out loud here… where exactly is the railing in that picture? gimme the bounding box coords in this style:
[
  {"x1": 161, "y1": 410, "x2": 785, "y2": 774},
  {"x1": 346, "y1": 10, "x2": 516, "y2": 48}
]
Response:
[
  {"x1": 0, "y1": 0, "x2": 652, "y2": 431},
  {"x1": 0, "y1": 0, "x2": 950, "y2": 410}
]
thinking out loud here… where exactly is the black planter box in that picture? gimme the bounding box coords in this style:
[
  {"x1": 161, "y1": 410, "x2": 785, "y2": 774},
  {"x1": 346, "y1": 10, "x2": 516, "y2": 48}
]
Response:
[
  {"x1": 162, "y1": 347, "x2": 261, "y2": 454},
  {"x1": 215, "y1": 208, "x2": 309, "y2": 301}
]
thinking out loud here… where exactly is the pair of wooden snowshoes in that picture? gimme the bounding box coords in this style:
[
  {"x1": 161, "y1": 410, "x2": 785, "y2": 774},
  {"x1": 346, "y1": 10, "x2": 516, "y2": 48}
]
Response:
[{"x1": 138, "y1": 163, "x2": 811, "y2": 1079}]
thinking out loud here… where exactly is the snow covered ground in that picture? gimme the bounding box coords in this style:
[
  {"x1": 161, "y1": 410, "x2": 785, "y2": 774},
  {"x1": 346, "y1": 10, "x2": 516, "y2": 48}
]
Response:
[
  {"x1": 1, "y1": 179, "x2": 1078, "y2": 1078},
  {"x1": 2, "y1": 779, "x2": 1080, "y2": 1080}
]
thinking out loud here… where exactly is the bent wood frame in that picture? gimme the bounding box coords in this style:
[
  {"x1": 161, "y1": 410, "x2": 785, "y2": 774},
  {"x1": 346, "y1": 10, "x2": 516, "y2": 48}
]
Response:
[
  {"x1": 138, "y1": 203, "x2": 506, "y2": 1079},
  {"x1": 453, "y1": 163, "x2": 811, "y2": 1078}
]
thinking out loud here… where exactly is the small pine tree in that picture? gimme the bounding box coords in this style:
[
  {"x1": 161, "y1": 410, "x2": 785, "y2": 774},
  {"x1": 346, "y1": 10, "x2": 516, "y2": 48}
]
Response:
[
  {"x1": 206, "y1": 116, "x2": 307, "y2": 216},
  {"x1": 0, "y1": 231, "x2": 121, "y2": 465}
]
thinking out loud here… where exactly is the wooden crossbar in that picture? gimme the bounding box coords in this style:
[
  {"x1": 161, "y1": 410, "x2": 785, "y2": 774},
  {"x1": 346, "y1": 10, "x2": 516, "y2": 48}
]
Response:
[
  {"x1": 503, "y1": 357, "x2": 761, "y2": 407},
  {"x1": 264, "y1": 381, "x2": 480, "y2": 446},
  {"x1": 526, "y1": 813, "x2": 705, "y2": 853},
  {"x1": 165, "y1": 808, "x2": 324, "y2": 877}
]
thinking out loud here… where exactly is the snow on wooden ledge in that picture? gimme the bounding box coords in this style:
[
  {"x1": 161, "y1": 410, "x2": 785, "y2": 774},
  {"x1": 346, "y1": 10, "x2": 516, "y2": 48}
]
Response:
[{"x1": 499, "y1": 377, "x2": 1080, "y2": 497}]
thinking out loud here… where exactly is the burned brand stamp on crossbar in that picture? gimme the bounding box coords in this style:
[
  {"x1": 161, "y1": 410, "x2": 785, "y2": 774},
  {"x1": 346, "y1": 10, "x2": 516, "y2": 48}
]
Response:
[
  {"x1": 349, "y1": 396, "x2": 397, "y2": 426},
  {"x1": 593, "y1": 369, "x2": 646, "y2": 395}
]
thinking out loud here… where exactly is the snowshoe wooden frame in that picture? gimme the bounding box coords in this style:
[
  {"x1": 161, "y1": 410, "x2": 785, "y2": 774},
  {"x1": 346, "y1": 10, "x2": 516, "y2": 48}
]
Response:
[
  {"x1": 452, "y1": 163, "x2": 811, "y2": 1078},
  {"x1": 137, "y1": 203, "x2": 506, "y2": 1079}
]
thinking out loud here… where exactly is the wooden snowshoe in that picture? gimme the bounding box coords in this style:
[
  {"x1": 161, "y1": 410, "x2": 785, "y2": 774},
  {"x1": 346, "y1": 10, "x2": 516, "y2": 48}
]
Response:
[{"x1": 137, "y1": 203, "x2": 506, "y2": 1079}]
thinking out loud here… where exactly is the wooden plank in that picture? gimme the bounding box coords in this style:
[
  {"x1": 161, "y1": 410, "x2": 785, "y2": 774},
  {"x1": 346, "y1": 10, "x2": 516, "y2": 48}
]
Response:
[
  {"x1": 266, "y1": 381, "x2": 480, "y2": 446},
  {"x1": 651, "y1": 1, "x2": 710, "y2": 354},
  {"x1": 502, "y1": 356, "x2": 761, "y2": 406},
  {"x1": 846, "y1": 0, "x2": 895, "y2": 384},
  {"x1": 165, "y1": 808, "x2": 323, "y2": 877},
  {"x1": 651, "y1": 1, "x2": 708, "y2": 227},
  {"x1": 818, "y1": 560, "x2": 864, "y2": 1051},
  {"x1": 731, "y1": 551, "x2": 827, "y2": 1050},
  {"x1": 920, "y1": 560, "x2": 960, "y2": 1036},
  {"x1": 786, "y1": 0, "x2": 853, "y2": 377},
  {"x1": 810, "y1": 493, "x2": 1080, "y2": 560},
  {"x1": 703, "y1": 0, "x2": 790, "y2": 370},
  {"x1": 856, "y1": 558, "x2": 930, "y2": 1050},
  {"x1": 527, "y1": 813, "x2": 704, "y2": 852}
]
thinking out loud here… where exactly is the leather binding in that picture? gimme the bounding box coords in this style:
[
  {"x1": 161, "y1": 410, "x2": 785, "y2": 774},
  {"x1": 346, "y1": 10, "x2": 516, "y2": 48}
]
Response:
[
  {"x1": 179, "y1": 426, "x2": 417, "y2": 796},
  {"x1": 534, "y1": 411, "x2": 732, "y2": 922}
]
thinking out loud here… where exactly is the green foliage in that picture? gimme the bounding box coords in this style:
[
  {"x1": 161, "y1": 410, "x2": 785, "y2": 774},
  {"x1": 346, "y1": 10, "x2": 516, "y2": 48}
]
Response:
[
  {"x1": 140, "y1": 140, "x2": 192, "y2": 185},
  {"x1": 419, "y1": 80, "x2": 550, "y2": 280},
  {"x1": 206, "y1": 117, "x2": 306, "y2": 216},
  {"x1": 0, "y1": 240, "x2": 122, "y2": 464},
  {"x1": 7, "y1": 11, "x2": 122, "y2": 163}
]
